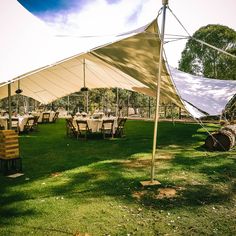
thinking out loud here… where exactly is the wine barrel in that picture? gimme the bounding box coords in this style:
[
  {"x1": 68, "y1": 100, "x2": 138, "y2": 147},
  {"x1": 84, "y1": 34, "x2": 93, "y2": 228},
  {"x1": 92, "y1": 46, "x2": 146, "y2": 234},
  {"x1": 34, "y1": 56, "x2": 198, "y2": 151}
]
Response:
[
  {"x1": 204, "y1": 125, "x2": 236, "y2": 151},
  {"x1": 204, "y1": 132, "x2": 220, "y2": 151}
]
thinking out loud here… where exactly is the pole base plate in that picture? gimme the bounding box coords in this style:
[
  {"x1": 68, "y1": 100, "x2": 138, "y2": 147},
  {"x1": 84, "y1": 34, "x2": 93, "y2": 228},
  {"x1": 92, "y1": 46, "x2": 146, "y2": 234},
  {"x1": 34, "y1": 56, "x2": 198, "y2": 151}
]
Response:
[{"x1": 140, "y1": 180, "x2": 161, "y2": 187}]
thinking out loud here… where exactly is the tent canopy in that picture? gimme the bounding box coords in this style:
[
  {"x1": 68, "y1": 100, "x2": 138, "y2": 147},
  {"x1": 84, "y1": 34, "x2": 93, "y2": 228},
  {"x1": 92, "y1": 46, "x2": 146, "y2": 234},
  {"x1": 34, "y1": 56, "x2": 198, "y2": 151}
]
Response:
[
  {"x1": 0, "y1": 0, "x2": 235, "y2": 118},
  {"x1": 169, "y1": 67, "x2": 236, "y2": 117}
]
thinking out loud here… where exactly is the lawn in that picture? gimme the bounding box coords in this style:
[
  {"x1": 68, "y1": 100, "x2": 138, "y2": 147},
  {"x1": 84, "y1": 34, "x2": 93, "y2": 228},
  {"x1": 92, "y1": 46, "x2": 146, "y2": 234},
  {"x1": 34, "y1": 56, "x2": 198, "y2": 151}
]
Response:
[{"x1": 0, "y1": 119, "x2": 235, "y2": 235}]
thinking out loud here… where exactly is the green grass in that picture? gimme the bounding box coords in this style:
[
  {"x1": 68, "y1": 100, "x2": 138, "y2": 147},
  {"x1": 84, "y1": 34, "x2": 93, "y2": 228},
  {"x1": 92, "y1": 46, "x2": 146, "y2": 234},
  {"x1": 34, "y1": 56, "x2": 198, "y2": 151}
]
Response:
[{"x1": 0, "y1": 119, "x2": 235, "y2": 235}]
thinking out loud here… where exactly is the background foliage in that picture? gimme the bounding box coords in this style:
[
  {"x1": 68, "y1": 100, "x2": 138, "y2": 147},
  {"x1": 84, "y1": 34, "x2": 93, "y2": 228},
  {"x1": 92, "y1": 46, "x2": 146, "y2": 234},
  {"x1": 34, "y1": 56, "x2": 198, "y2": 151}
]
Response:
[{"x1": 179, "y1": 24, "x2": 236, "y2": 80}]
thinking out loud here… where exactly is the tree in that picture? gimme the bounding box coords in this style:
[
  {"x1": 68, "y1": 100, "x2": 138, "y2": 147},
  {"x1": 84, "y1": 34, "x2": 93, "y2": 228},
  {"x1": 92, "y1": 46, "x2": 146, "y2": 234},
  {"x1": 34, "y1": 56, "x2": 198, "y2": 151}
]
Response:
[{"x1": 179, "y1": 24, "x2": 236, "y2": 80}]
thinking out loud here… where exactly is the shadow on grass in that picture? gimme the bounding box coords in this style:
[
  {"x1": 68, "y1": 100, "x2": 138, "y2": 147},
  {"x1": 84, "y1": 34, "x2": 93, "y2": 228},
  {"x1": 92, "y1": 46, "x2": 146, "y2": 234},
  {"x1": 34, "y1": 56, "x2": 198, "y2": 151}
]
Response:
[
  {"x1": 1, "y1": 119, "x2": 234, "y2": 222},
  {"x1": 9, "y1": 156, "x2": 232, "y2": 212}
]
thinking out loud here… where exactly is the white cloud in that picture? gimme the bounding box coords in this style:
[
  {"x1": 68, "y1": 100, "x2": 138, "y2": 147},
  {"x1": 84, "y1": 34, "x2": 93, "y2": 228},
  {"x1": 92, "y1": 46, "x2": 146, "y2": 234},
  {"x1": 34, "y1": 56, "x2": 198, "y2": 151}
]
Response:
[{"x1": 44, "y1": 0, "x2": 159, "y2": 36}]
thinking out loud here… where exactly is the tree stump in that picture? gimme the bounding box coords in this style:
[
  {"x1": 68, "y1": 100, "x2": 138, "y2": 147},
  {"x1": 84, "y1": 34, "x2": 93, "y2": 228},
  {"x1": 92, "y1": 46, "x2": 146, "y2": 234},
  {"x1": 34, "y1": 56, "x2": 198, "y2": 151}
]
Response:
[{"x1": 204, "y1": 125, "x2": 236, "y2": 151}]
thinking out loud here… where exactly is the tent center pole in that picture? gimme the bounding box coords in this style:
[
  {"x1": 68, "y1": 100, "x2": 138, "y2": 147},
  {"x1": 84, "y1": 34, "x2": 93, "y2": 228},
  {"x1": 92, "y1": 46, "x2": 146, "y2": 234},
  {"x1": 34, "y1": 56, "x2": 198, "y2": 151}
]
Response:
[
  {"x1": 8, "y1": 83, "x2": 12, "y2": 129},
  {"x1": 150, "y1": 0, "x2": 168, "y2": 182},
  {"x1": 116, "y1": 87, "x2": 119, "y2": 117},
  {"x1": 67, "y1": 96, "x2": 70, "y2": 114},
  {"x1": 86, "y1": 90, "x2": 89, "y2": 113}
]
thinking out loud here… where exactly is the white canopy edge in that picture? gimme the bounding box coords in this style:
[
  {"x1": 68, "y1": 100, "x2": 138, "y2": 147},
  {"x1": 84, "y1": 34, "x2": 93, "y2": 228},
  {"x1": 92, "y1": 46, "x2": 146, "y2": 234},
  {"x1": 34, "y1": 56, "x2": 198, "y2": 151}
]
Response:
[
  {"x1": 0, "y1": 0, "x2": 235, "y2": 119},
  {"x1": 0, "y1": 0, "x2": 148, "y2": 85},
  {"x1": 0, "y1": 1, "x2": 183, "y2": 108},
  {"x1": 169, "y1": 66, "x2": 236, "y2": 118}
]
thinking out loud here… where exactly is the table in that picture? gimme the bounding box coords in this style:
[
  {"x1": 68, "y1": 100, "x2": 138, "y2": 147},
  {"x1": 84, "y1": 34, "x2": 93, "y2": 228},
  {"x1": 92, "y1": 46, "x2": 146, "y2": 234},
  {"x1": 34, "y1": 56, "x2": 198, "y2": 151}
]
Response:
[
  {"x1": 73, "y1": 117, "x2": 118, "y2": 134},
  {"x1": 0, "y1": 115, "x2": 34, "y2": 132},
  {"x1": 32, "y1": 111, "x2": 55, "y2": 123}
]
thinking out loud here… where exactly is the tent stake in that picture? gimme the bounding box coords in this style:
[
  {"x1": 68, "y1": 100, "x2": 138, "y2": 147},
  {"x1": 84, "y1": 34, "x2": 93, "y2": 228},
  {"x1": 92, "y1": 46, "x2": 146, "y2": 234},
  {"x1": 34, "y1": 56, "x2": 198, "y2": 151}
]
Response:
[{"x1": 141, "y1": 0, "x2": 168, "y2": 187}]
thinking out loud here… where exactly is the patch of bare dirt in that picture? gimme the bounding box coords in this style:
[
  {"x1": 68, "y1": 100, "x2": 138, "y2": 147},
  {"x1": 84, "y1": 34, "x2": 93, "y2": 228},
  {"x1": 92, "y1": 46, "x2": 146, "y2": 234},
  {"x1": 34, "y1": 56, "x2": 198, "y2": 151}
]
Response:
[
  {"x1": 155, "y1": 188, "x2": 177, "y2": 199},
  {"x1": 132, "y1": 190, "x2": 148, "y2": 200},
  {"x1": 50, "y1": 172, "x2": 61, "y2": 177},
  {"x1": 121, "y1": 159, "x2": 151, "y2": 168},
  {"x1": 74, "y1": 233, "x2": 90, "y2": 236},
  {"x1": 132, "y1": 187, "x2": 185, "y2": 200},
  {"x1": 121, "y1": 154, "x2": 173, "y2": 168}
]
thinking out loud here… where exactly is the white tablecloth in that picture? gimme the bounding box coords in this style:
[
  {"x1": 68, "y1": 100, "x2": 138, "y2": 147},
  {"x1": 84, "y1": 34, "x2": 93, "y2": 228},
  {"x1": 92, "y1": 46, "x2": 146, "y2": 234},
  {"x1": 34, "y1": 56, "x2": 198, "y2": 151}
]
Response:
[
  {"x1": 0, "y1": 115, "x2": 34, "y2": 132},
  {"x1": 0, "y1": 117, "x2": 8, "y2": 129},
  {"x1": 18, "y1": 116, "x2": 34, "y2": 132},
  {"x1": 73, "y1": 117, "x2": 118, "y2": 134},
  {"x1": 32, "y1": 111, "x2": 55, "y2": 123}
]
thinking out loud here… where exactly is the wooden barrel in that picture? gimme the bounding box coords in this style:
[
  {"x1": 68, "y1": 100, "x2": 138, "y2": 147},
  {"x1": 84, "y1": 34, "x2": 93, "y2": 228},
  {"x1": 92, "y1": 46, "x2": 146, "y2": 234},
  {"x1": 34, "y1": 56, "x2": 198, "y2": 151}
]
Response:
[{"x1": 204, "y1": 124, "x2": 236, "y2": 151}]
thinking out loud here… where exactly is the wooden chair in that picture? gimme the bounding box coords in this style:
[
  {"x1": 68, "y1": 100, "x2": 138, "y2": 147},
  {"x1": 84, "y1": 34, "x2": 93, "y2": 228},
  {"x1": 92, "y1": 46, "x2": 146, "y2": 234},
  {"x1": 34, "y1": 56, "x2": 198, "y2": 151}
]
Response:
[
  {"x1": 100, "y1": 119, "x2": 114, "y2": 139},
  {"x1": 32, "y1": 115, "x2": 40, "y2": 131},
  {"x1": 75, "y1": 120, "x2": 91, "y2": 140},
  {"x1": 0, "y1": 123, "x2": 4, "y2": 130},
  {"x1": 42, "y1": 112, "x2": 50, "y2": 123},
  {"x1": 23, "y1": 117, "x2": 35, "y2": 133},
  {"x1": 65, "y1": 118, "x2": 78, "y2": 139},
  {"x1": 10, "y1": 118, "x2": 19, "y2": 133},
  {"x1": 115, "y1": 118, "x2": 127, "y2": 138},
  {"x1": 52, "y1": 112, "x2": 59, "y2": 123}
]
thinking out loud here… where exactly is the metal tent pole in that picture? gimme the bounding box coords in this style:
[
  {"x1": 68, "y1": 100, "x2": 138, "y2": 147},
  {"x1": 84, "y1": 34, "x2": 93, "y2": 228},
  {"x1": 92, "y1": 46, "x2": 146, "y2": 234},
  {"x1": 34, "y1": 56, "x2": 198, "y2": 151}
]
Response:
[
  {"x1": 116, "y1": 87, "x2": 119, "y2": 117},
  {"x1": 150, "y1": 0, "x2": 168, "y2": 183},
  {"x1": 67, "y1": 96, "x2": 70, "y2": 114},
  {"x1": 86, "y1": 90, "x2": 89, "y2": 113},
  {"x1": 8, "y1": 83, "x2": 12, "y2": 129},
  {"x1": 148, "y1": 96, "x2": 151, "y2": 118},
  {"x1": 82, "y1": 58, "x2": 89, "y2": 113}
]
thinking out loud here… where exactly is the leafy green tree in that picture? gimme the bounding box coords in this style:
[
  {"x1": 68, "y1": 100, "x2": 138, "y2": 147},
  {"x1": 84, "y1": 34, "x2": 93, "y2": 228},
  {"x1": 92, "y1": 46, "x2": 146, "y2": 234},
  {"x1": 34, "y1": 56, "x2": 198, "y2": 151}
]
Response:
[
  {"x1": 179, "y1": 24, "x2": 236, "y2": 80},
  {"x1": 1, "y1": 88, "x2": 155, "y2": 118}
]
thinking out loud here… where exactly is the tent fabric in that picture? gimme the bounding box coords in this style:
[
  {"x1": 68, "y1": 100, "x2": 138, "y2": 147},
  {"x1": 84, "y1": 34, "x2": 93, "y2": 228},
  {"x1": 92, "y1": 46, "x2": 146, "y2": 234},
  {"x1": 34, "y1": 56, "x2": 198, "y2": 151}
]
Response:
[
  {"x1": 0, "y1": 0, "x2": 144, "y2": 85},
  {"x1": 0, "y1": 0, "x2": 235, "y2": 118},
  {"x1": 169, "y1": 66, "x2": 236, "y2": 118},
  {"x1": 0, "y1": 0, "x2": 183, "y2": 108}
]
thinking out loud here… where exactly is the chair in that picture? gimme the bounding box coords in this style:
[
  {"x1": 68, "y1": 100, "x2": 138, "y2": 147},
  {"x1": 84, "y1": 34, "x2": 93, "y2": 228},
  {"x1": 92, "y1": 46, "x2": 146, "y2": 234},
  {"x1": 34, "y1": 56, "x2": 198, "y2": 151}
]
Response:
[
  {"x1": 23, "y1": 117, "x2": 35, "y2": 133},
  {"x1": 10, "y1": 118, "x2": 19, "y2": 133},
  {"x1": 100, "y1": 119, "x2": 114, "y2": 139},
  {"x1": 65, "y1": 118, "x2": 78, "y2": 139},
  {"x1": 32, "y1": 115, "x2": 40, "y2": 131},
  {"x1": 115, "y1": 118, "x2": 127, "y2": 138},
  {"x1": 52, "y1": 112, "x2": 59, "y2": 123},
  {"x1": 0, "y1": 124, "x2": 4, "y2": 130},
  {"x1": 75, "y1": 120, "x2": 91, "y2": 140},
  {"x1": 42, "y1": 112, "x2": 50, "y2": 123}
]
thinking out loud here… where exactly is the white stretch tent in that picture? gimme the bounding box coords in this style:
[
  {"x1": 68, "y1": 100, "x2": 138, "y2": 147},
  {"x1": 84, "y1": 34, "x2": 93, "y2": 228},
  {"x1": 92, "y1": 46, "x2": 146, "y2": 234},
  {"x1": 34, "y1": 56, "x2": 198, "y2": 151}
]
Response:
[
  {"x1": 0, "y1": 0, "x2": 235, "y2": 118},
  {"x1": 169, "y1": 67, "x2": 236, "y2": 118}
]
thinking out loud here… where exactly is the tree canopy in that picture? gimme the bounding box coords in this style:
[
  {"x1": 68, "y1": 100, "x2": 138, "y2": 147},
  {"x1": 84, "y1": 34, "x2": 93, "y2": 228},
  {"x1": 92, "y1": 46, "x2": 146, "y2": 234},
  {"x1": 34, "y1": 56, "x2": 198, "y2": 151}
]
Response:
[{"x1": 178, "y1": 24, "x2": 236, "y2": 80}]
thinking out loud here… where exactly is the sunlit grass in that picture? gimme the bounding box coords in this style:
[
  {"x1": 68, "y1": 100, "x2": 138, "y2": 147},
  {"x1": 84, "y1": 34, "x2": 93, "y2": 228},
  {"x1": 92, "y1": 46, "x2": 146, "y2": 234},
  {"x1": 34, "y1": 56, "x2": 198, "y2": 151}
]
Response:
[{"x1": 0, "y1": 119, "x2": 235, "y2": 235}]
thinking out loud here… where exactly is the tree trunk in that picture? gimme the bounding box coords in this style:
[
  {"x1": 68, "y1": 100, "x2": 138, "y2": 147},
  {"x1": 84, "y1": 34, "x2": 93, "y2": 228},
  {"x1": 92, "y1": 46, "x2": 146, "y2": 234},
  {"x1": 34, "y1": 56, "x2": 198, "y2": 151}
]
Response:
[{"x1": 204, "y1": 125, "x2": 236, "y2": 151}]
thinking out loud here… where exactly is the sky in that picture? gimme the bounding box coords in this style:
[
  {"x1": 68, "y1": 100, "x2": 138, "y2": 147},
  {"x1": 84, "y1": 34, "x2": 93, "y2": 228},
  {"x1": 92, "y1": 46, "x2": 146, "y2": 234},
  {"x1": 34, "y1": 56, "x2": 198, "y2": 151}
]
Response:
[{"x1": 17, "y1": 0, "x2": 236, "y2": 68}]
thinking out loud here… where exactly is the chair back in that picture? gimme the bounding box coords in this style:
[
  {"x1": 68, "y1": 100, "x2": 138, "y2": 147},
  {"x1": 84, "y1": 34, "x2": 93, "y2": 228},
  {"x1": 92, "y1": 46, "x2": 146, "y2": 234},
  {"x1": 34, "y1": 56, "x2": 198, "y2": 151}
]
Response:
[
  {"x1": 65, "y1": 118, "x2": 77, "y2": 137},
  {"x1": 102, "y1": 119, "x2": 114, "y2": 129},
  {"x1": 33, "y1": 115, "x2": 40, "y2": 124},
  {"x1": 101, "y1": 119, "x2": 114, "y2": 138},
  {"x1": 116, "y1": 118, "x2": 127, "y2": 137},
  {"x1": 24, "y1": 117, "x2": 35, "y2": 132},
  {"x1": 42, "y1": 112, "x2": 50, "y2": 123},
  {"x1": 76, "y1": 120, "x2": 89, "y2": 131},
  {"x1": 10, "y1": 118, "x2": 19, "y2": 133},
  {"x1": 118, "y1": 118, "x2": 127, "y2": 127},
  {"x1": 52, "y1": 112, "x2": 59, "y2": 123}
]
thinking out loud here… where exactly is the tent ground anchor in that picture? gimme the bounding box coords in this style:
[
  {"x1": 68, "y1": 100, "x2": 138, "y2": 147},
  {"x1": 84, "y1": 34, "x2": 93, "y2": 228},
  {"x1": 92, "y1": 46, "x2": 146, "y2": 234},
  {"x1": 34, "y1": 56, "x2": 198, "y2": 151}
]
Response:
[{"x1": 140, "y1": 180, "x2": 161, "y2": 187}]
